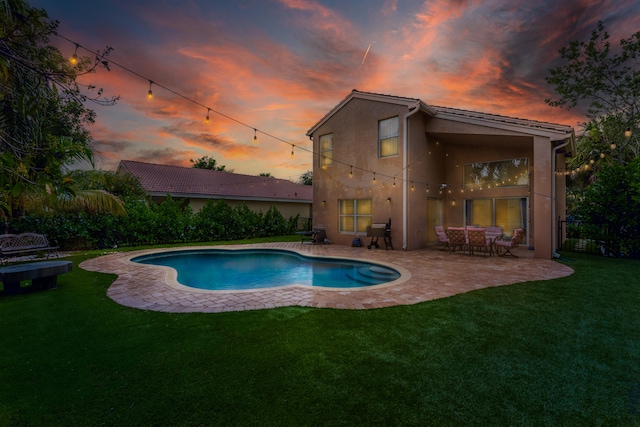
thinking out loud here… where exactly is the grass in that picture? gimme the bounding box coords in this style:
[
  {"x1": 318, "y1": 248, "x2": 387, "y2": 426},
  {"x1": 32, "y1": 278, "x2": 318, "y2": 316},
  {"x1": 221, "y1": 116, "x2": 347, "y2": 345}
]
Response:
[{"x1": 1, "y1": 239, "x2": 640, "y2": 426}]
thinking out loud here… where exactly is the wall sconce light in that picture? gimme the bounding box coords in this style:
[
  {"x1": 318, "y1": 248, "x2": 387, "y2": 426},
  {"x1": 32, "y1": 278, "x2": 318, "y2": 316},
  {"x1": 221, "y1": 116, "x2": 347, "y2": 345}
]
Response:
[
  {"x1": 625, "y1": 127, "x2": 632, "y2": 138},
  {"x1": 322, "y1": 200, "x2": 326, "y2": 206},
  {"x1": 386, "y1": 197, "x2": 391, "y2": 204}
]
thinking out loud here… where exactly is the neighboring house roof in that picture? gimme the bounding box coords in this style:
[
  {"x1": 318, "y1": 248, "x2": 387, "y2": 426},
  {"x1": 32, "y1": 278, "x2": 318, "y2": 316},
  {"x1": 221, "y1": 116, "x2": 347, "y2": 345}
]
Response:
[
  {"x1": 117, "y1": 160, "x2": 312, "y2": 203},
  {"x1": 306, "y1": 89, "x2": 575, "y2": 147}
]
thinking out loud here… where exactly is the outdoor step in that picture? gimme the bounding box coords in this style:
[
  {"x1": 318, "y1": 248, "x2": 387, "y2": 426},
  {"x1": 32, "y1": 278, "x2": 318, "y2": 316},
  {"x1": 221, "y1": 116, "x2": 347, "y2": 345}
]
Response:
[{"x1": 346, "y1": 266, "x2": 398, "y2": 285}]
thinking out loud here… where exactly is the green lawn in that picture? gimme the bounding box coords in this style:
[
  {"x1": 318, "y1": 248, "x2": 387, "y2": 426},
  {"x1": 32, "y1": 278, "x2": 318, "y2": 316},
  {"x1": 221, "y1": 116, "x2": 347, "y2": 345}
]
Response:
[{"x1": 1, "y1": 242, "x2": 640, "y2": 426}]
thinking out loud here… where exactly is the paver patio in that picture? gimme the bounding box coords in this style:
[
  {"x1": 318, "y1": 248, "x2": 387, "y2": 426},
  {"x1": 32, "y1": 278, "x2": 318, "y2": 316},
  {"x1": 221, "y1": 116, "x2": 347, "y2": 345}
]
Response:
[{"x1": 79, "y1": 242, "x2": 574, "y2": 313}]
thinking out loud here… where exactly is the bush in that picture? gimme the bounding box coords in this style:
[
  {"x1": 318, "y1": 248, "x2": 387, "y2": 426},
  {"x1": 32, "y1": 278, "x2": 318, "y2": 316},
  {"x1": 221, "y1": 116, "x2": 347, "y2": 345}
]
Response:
[
  {"x1": 7, "y1": 197, "x2": 300, "y2": 250},
  {"x1": 577, "y1": 158, "x2": 640, "y2": 257}
]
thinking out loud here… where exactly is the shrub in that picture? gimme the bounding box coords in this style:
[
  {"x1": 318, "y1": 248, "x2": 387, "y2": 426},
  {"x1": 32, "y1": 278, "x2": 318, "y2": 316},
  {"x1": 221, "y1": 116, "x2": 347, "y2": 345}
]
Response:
[{"x1": 8, "y1": 197, "x2": 300, "y2": 250}]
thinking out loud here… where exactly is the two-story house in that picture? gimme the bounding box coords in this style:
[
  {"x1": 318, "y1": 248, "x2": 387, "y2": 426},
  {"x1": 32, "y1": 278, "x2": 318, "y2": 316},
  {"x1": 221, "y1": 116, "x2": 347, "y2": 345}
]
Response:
[{"x1": 306, "y1": 90, "x2": 575, "y2": 259}]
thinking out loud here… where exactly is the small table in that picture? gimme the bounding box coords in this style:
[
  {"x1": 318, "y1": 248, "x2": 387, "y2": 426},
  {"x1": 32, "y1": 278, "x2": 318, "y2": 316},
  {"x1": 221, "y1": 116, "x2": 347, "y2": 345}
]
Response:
[{"x1": 0, "y1": 260, "x2": 72, "y2": 295}]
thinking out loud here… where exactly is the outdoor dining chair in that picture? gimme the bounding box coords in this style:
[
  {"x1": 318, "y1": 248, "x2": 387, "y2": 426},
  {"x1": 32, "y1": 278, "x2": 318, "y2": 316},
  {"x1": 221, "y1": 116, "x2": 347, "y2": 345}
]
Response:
[
  {"x1": 447, "y1": 227, "x2": 467, "y2": 254},
  {"x1": 467, "y1": 228, "x2": 492, "y2": 257},
  {"x1": 495, "y1": 228, "x2": 524, "y2": 257},
  {"x1": 434, "y1": 225, "x2": 449, "y2": 249}
]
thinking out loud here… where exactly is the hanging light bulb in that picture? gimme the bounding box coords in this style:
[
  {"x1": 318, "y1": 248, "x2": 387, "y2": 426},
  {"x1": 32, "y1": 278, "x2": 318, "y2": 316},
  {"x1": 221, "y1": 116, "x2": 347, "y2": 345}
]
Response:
[
  {"x1": 349, "y1": 166, "x2": 353, "y2": 178},
  {"x1": 611, "y1": 143, "x2": 616, "y2": 149},
  {"x1": 372, "y1": 172, "x2": 376, "y2": 184},
  {"x1": 392, "y1": 177, "x2": 396, "y2": 188},
  {"x1": 411, "y1": 181, "x2": 415, "y2": 191},
  {"x1": 253, "y1": 128, "x2": 258, "y2": 144},
  {"x1": 70, "y1": 44, "x2": 79, "y2": 65},
  {"x1": 290, "y1": 145, "x2": 295, "y2": 159},
  {"x1": 625, "y1": 127, "x2": 632, "y2": 138},
  {"x1": 205, "y1": 108, "x2": 210, "y2": 124},
  {"x1": 147, "y1": 80, "x2": 153, "y2": 100}
]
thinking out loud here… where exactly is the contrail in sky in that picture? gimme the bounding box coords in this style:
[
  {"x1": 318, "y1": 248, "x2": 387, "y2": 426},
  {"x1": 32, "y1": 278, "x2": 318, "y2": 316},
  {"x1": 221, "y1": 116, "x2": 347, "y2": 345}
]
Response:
[{"x1": 360, "y1": 43, "x2": 372, "y2": 68}]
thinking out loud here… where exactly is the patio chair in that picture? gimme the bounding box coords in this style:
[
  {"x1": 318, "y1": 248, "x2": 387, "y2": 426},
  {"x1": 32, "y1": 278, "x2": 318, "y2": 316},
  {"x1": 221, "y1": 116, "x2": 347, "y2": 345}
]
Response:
[
  {"x1": 485, "y1": 226, "x2": 503, "y2": 242},
  {"x1": 467, "y1": 228, "x2": 492, "y2": 257},
  {"x1": 447, "y1": 227, "x2": 467, "y2": 254},
  {"x1": 434, "y1": 226, "x2": 449, "y2": 249},
  {"x1": 494, "y1": 228, "x2": 524, "y2": 257}
]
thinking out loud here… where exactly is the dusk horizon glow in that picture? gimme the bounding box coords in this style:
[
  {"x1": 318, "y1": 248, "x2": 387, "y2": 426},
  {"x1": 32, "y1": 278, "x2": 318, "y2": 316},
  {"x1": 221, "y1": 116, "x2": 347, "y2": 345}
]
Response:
[{"x1": 31, "y1": 0, "x2": 640, "y2": 180}]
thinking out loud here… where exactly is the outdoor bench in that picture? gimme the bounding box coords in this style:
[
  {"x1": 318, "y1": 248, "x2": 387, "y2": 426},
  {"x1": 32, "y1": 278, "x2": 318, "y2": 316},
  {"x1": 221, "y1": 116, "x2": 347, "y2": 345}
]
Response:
[
  {"x1": 0, "y1": 233, "x2": 59, "y2": 262},
  {"x1": 0, "y1": 260, "x2": 72, "y2": 295}
]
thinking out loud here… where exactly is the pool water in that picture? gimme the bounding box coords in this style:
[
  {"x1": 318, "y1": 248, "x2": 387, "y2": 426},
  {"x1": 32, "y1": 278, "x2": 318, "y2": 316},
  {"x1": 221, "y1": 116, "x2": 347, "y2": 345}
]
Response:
[{"x1": 131, "y1": 249, "x2": 400, "y2": 290}]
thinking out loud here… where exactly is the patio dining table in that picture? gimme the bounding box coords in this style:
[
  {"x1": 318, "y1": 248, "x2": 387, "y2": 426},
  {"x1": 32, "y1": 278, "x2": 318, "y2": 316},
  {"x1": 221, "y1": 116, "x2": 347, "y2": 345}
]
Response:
[{"x1": 447, "y1": 227, "x2": 502, "y2": 256}]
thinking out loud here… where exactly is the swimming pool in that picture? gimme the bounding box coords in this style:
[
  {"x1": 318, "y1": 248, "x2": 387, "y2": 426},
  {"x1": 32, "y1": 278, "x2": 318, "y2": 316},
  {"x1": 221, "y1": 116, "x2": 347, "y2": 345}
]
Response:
[{"x1": 131, "y1": 249, "x2": 401, "y2": 290}]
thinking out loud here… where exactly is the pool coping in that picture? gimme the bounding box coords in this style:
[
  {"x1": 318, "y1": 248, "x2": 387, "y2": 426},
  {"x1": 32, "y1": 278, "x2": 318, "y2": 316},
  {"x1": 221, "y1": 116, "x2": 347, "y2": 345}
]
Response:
[{"x1": 79, "y1": 242, "x2": 574, "y2": 313}]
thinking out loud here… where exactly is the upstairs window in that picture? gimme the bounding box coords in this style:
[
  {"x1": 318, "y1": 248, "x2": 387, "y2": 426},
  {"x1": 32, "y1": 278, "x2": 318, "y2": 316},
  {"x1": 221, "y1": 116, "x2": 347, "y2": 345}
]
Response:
[
  {"x1": 463, "y1": 158, "x2": 529, "y2": 190},
  {"x1": 379, "y1": 116, "x2": 399, "y2": 157},
  {"x1": 320, "y1": 133, "x2": 333, "y2": 168}
]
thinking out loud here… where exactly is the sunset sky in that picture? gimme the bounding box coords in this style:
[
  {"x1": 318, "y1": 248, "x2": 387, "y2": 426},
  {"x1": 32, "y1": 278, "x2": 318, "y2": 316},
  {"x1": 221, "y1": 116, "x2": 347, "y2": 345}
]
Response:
[{"x1": 31, "y1": 0, "x2": 640, "y2": 180}]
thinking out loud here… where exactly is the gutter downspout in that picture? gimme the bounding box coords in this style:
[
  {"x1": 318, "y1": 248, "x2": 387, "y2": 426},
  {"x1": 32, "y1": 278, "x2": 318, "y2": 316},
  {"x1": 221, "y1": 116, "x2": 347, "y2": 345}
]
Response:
[
  {"x1": 551, "y1": 138, "x2": 571, "y2": 257},
  {"x1": 403, "y1": 104, "x2": 421, "y2": 250}
]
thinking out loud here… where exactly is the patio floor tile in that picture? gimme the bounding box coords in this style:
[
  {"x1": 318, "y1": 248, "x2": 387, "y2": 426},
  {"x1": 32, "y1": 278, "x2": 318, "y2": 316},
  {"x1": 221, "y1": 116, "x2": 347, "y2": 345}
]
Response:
[{"x1": 79, "y1": 242, "x2": 574, "y2": 313}]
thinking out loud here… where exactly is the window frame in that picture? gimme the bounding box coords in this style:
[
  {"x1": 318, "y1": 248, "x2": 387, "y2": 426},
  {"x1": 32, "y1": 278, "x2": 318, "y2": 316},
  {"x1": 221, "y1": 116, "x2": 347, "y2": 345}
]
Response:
[
  {"x1": 319, "y1": 133, "x2": 333, "y2": 168},
  {"x1": 463, "y1": 157, "x2": 529, "y2": 190},
  {"x1": 338, "y1": 198, "x2": 373, "y2": 234},
  {"x1": 378, "y1": 116, "x2": 399, "y2": 158}
]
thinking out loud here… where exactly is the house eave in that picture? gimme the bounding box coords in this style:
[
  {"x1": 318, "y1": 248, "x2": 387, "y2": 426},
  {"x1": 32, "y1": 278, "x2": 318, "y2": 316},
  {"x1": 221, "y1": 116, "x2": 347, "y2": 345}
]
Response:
[{"x1": 433, "y1": 110, "x2": 575, "y2": 142}]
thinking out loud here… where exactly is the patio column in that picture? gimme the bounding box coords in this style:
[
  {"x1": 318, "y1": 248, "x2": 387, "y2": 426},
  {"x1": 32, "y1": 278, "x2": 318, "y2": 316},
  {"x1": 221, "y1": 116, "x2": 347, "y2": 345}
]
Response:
[{"x1": 532, "y1": 135, "x2": 553, "y2": 259}]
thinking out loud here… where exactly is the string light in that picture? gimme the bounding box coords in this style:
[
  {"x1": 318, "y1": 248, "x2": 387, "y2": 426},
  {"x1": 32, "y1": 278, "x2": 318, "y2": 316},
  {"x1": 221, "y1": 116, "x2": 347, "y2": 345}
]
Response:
[
  {"x1": 253, "y1": 128, "x2": 258, "y2": 144},
  {"x1": 54, "y1": 32, "x2": 543, "y2": 194},
  {"x1": 70, "y1": 43, "x2": 79, "y2": 64}
]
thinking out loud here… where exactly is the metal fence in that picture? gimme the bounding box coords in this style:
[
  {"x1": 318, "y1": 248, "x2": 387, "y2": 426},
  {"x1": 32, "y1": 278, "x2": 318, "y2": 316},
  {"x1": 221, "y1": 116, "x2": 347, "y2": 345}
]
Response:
[{"x1": 557, "y1": 220, "x2": 610, "y2": 255}]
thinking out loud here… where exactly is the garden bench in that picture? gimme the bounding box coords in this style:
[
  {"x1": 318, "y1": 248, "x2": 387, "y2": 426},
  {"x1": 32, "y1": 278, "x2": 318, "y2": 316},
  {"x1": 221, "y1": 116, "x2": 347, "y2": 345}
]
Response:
[
  {"x1": 0, "y1": 233, "x2": 59, "y2": 262},
  {"x1": 0, "y1": 260, "x2": 72, "y2": 295}
]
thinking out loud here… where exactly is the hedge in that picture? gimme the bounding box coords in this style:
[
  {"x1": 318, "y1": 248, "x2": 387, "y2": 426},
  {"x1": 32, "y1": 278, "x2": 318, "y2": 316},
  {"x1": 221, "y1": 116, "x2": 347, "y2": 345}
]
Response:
[{"x1": 9, "y1": 197, "x2": 299, "y2": 250}]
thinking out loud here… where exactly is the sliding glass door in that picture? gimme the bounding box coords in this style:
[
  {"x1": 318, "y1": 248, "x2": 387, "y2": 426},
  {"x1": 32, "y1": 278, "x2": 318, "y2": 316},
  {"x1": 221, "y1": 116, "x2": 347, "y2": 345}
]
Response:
[{"x1": 464, "y1": 197, "x2": 527, "y2": 239}]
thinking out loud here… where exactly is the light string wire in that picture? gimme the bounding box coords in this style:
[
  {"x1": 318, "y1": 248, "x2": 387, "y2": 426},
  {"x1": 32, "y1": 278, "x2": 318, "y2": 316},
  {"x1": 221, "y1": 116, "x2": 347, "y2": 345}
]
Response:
[{"x1": 54, "y1": 32, "x2": 533, "y2": 194}]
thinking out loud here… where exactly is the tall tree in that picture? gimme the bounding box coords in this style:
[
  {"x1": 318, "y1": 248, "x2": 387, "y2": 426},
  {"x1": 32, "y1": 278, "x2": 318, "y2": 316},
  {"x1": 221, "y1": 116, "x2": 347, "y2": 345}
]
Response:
[
  {"x1": 298, "y1": 170, "x2": 312, "y2": 186},
  {"x1": 0, "y1": 0, "x2": 121, "y2": 222},
  {"x1": 190, "y1": 155, "x2": 228, "y2": 171},
  {"x1": 546, "y1": 21, "x2": 640, "y2": 170}
]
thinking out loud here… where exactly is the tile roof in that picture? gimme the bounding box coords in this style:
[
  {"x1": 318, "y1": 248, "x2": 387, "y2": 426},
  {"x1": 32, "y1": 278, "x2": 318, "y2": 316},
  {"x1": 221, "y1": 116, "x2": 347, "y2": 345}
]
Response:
[
  {"x1": 118, "y1": 160, "x2": 312, "y2": 202},
  {"x1": 307, "y1": 89, "x2": 574, "y2": 140},
  {"x1": 432, "y1": 105, "x2": 574, "y2": 137}
]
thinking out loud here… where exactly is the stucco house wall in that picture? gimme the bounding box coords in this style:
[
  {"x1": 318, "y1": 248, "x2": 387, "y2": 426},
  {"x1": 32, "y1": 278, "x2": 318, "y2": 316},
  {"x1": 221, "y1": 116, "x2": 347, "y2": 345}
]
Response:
[{"x1": 307, "y1": 90, "x2": 575, "y2": 259}]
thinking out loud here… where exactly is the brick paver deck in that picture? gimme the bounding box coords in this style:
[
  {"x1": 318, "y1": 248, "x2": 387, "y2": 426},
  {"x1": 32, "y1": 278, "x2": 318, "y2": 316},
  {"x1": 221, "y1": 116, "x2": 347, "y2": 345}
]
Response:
[{"x1": 79, "y1": 242, "x2": 573, "y2": 313}]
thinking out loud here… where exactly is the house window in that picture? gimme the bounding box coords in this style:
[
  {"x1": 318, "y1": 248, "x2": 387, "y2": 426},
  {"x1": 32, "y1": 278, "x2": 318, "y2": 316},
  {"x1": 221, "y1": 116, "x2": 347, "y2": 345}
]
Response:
[
  {"x1": 379, "y1": 117, "x2": 398, "y2": 157},
  {"x1": 339, "y1": 199, "x2": 372, "y2": 233},
  {"x1": 320, "y1": 133, "x2": 333, "y2": 168},
  {"x1": 464, "y1": 197, "x2": 528, "y2": 239},
  {"x1": 463, "y1": 158, "x2": 529, "y2": 190}
]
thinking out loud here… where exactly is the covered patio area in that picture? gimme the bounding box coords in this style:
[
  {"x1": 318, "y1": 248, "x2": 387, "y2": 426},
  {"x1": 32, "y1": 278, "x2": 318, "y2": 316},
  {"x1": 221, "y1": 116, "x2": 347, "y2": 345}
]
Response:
[{"x1": 80, "y1": 242, "x2": 573, "y2": 313}]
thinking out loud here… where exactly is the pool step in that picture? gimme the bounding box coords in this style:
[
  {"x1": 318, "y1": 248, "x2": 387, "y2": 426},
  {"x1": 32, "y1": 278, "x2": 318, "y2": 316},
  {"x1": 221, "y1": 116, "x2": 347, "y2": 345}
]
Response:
[{"x1": 346, "y1": 266, "x2": 398, "y2": 285}]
